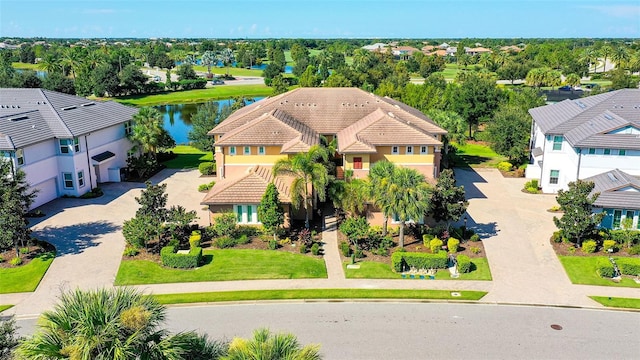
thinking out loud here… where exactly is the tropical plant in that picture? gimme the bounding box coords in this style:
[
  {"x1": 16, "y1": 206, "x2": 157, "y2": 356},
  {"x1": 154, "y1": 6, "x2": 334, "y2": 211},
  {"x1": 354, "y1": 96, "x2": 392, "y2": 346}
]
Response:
[
  {"x1": 201, "y1": 50, "x2": 217, "y2": 75},
  {"x1": 258, "y1": 183, "x2": 285, "y2": 241},
  {"x1": 218, "y1": 48, "x2": 235, "y2": 76},
  {"x1": 129, "y1": 107, "x2": 172, "y2": 159},
  {"x1": 0, "y1": 316, "x2": 21, "y2": 360},
  {"x1": 388, "y1": 167, "x2": 432, "y2": 247},
  {"x1": 486, "y1": 105, "x2": 532, "y2": 163},
  {"x1": 368, "y1": 161, "x2": 396, "y2": 236},
  {"x1": 224, "y1": 328, "x2": 321, "y2": 360},
  {"x1": 17, "y1": 288, "x2": 226, "y2": 360},
  {"x1": 273, "y1": 145, "x2": 330, "y2": 228}
]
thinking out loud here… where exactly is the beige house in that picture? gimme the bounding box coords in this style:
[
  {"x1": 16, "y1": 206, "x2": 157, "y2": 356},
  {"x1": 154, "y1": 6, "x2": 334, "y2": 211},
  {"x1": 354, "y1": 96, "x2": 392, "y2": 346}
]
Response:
[{"x1": 202, "y1": 87, "x2": 447, "y2": 226}]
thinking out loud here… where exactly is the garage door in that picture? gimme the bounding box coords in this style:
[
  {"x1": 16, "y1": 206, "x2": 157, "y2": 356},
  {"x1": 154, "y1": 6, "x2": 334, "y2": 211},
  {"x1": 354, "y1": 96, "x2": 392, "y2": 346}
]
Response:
[{"x1": 31, "y1": 177, "x2": 58, "y2": 209}]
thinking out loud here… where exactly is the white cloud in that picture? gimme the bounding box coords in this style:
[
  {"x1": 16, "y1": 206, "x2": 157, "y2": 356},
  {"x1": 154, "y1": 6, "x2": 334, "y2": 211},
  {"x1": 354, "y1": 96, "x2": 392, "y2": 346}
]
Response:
[{"x1": 581, "y1": 5, "x2": 640, "y2": 18}]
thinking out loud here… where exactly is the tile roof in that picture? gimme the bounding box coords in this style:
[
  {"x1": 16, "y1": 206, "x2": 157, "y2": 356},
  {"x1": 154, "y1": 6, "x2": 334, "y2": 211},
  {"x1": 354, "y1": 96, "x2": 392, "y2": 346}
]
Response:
[
  {"x1": 201, "y1": 165, "x2": 292, "y2": 205},
  {"x1": 529, "y1": 89, "x2": 640, "y2": 149},
  {"x1": 0, "y1": 88, "x2": 138, "y2": 150},
  {"x1": 584, "y1": 169, "x2": 640, "y2": 210}
]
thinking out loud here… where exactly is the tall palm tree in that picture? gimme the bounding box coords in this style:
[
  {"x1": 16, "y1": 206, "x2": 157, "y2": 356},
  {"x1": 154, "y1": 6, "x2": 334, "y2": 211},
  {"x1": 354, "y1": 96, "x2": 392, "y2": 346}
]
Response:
[
  {"x1": 130, "y1": 107, "x2": 165, "y2": 158},
  {"x1": 273, "y1": 145, "x2": 329, "y2": 228},
  {"x1": 224, "y1": 328, "x2": 321, "y2": 360},
  {"x1": 218, "y1": 48, "x2": 235, "y2": 76},
  {"x1": 368, "y1": 161, "x2": 396, "y2": 236},
  {"x1": 39, "y1": 50, "x2": 63, "y2": 74},
  {"x1": 611, "y1": 46, "x2": 630, "y2": 70},
  {"x1": 580, "y1": 47, "x2": 597, "y2": 74},
  {"x1": 61, "y1": 47, "x2": 83, "y2": 79},
  {"x1": 388, "y1": 167, "x2": 432, "y2": 248},
  {"x1": 599, "y1": 45, "x2": 613, "y2": 72},
  {"x1": 201, "y1": 50, "x2": 217, "y2": 75},
  {"x1": 17, "y1": 288, "x2": 225, "y2": 360}
]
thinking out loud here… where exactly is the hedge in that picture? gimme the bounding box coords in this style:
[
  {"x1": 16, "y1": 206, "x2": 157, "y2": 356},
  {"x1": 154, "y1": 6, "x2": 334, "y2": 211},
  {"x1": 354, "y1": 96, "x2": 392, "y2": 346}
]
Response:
[
  {"x1": 457, "y1": 255, "x2": 471, "y2": 273},
  {"x1": 617, "y1": 258, "x2": 640, "y2": 276},
  {"x1": 161, "y1": 246, "x2": 202, "y2": 269},
  {"x1": 391, "y1": 251, "x2": 448, "y2": 272},
  {"x1": 199, "y1": 162, "x2": 216, "y2": 176},
  {"x1": 596, "y1": 258, "x2": 615, "y2": 278}
]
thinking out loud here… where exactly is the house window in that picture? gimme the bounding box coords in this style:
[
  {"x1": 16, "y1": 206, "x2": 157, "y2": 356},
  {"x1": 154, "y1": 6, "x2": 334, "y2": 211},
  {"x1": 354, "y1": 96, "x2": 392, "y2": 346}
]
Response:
[
  {"x1": 62, "y1": 172, "x2": 74, "y2": 189},
  {"x1": 59, "y1": 138, "x2": 80, "y2": 154},
  {"x1": 258, "y1": 146, "x2": 265, "y2": 155},
  {"x1": 420, "y1": 146, "x2": 428, "y2": 154},
  {"x1": 637, "y1": 211, "x2": 640, "y2": 230},
  {"x1": 612, "y1": 210, "x2": 622, "y2": 229},
  {"x1": 244, "y1": 146, "x2": 251, "y2": 155},
  {"x1": 353, "y1": 157, "x2": 362, "y2": 170},
  {"x1": 78, "y1": 171, "x2": 85, "y2": 188},
  {"x1": 236, "y1": 205, "x2": 243, "y2": 222},
  {"x1": 124, "y1": 121, "x2": 132, "y2": 136},
  {"x1": 229, "y1": 146, "x2": 236, "y2": 155},
  {"x1": 552, "y1": 136, "x2": 563, "y2": 151},
  {"x1": 391, "y1": 146, "x2": 399, "y2": 154},
  {"x1": 16, "y1": 148, "x2": 24, "y2": 166},
  {"x1": 406, "y1": 146, "x2": 413, "y2": 155},
  {"x1": 588, "y1": 148, "x2": 596, "y2": 154},
  {"x1": 619, "y1": 149, "x2": 626, "y2": 156},
  {"x1": 603, "y1": 149, "x2": 611, "y2": 155},
  {"x1": 549, "y1": 170, "x2": 560, "y2": 185},
  {"x1": 234, "y1": 205, "x2": 259, "y2": 224}
]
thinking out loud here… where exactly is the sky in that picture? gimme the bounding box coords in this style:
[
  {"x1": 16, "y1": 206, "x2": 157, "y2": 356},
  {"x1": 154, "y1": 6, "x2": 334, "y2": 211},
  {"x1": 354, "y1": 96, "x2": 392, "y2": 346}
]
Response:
[{"x1": 1, "y1": 0, "x2": 639, "y2": 39}]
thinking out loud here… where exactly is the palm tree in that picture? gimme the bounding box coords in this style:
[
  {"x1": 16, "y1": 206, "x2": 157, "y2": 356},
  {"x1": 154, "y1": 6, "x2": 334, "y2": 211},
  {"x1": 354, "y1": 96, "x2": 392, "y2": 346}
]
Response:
[
  {"x1": 224, "y1": 328, "x2": 321, "y2": 360},
  {"x1": 129, "y1": 107, "x2": 165, "y2": 158},
  {"x1": 218, "y1": 48, "x2": 235, "y2": 76},
  {"x1": 39, "y1": 50, "x2": 63, "y2": 74},
  {"x1": 388, "y1": 167, "x2": 432, "y2": 248},
  {"x1": 17, "y1": 288, "x2": 225, "y2": 360},
  {"x1": 580, "y1": 47, "x2": 597, "y2": 74},
  {"x1": 61, "y1": 47, "x2": 83, "y2": 79},
  {"x1": 368, "y1": 161, "x2": 396, "y2": 236},
  {"x1": 611, "y1": 46, "x2": 630, "y2": 70},
  {"x1": 599, "y1": 45, "x2": 613, "y2": 72},
  {"x1": 201, "y1": 50, "x2": 217, "y2": 75},
  {"x1": 272, "y1": 145, "x2": 329, "y2": 228}
]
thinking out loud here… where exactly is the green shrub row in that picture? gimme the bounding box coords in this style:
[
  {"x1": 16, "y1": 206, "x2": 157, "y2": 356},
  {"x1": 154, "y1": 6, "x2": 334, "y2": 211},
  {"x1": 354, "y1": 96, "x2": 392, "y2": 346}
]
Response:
[
  {"x1": 391, "y1": 251, "x2": 448, "y2": 272},
  {"x1": 340, "y1": 241, "x2": 351, "y2": 257},
  {"x1": 198, "y1": 181, "x2": 216, "y2": 192},
  {"x1": 457, "y1": 255, "x2": 471, "y2": 273},
  {"x1": 160, "y1": 246, "x2": 202, "y2": 269},
  {"x1": 581, "y1": 240, "x2": 597, "y2": 254},
  {"x1": 214, "y1": 236, "x2": 237, "y2": 249},
  {"x1": 595, "y1": 258, "x2": 615, "y2": 278},
  {"x1": 617, "y1": 258, "x2": 640, "y2": 276}
]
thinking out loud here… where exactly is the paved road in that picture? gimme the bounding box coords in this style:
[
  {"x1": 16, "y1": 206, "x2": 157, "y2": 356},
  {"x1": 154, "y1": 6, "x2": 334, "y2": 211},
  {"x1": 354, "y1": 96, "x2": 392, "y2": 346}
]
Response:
[{"x1": 15, "y1": 302, "x2": 640, "y2": 359}]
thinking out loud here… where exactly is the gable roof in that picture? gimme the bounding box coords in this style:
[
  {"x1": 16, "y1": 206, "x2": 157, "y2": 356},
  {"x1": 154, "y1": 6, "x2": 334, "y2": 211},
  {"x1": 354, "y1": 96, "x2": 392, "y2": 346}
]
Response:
[
  {"x1": 529, "y1": 89, "x2": 640, "y2": 149},
  {"x1": 201, "y1": 165, "x2": 292, "y2": 205},
  {"x1": 584, "y1": 169, "x2": 640, "y2": 210},
  {"x1": 0, "y1": 88, "x2": 138, "y2": 150}
]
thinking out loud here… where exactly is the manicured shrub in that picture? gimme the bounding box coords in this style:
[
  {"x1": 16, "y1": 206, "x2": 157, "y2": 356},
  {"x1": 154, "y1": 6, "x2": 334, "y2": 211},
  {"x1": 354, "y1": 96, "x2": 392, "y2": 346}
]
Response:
[
  {"x1": 198, "y1": 181, "x2": 216, "y2": 192},
  {"x1": 603, "y1": 240, "x2": 618, "y2": 253},
  {"x1": 581, "y1": 240, "x2": 597, "y2": 254},
  {"x1": 595, "y1": 258, "x2": 615, "y2": 278},
  {"x1": 198, "y1": 162, "x2": 216, "y2": 175},
  {"x1": 497, "y1": 161, "x2": 513, "y2": 172},
  {"x1": 470, "y1": 233, "x2": 480, "y2": 242},
  {"x1": 189, "y1": 232, "x2": 202, "y2": 248},
  {"x1": 429, "y1": 238, "x2": 443, "y2": 254},
  {"x1": 236, "y1": 234, "x2": 250, "y2": 245},
  {"x1": 617, "y1": 258, "x2": 640, "y2": 276},
  {"x1": 123, "y1": 246, "x2": 140, "y2": 257},
  {"x1": 391, "y1": 251, "x2": 448, "y2": 272},
  {"x1": 9, "y1": 257, "x2": 22, "y2": 266},
  {"x1": 447, "y1": 238, "x2": 460, "y2": 253},
  {"x1": 355, "y1": 249, "x2": 364, "y2": 258},
  {"x1": 311, "y1": 243, "x2": 321, "y2": 255},
  {"x1": 214, "y1": 236, "x2": 236, "y2": 249},
  {"x1": 213, "y1": 212, "x2": 237, "y2": 237},
  {"x1": 470, "y1": 246, "x2": 481, "y2": 254},
  {"x1": 237, "y1": 225, "x2": 259, "y2": 237},
  {"x1": 422, "y1": 234, "x2": 434, "y2": 247},
  {"x1": 457, "y1": 255, "x2": 471, "y2": 273},
  {"x1": 629, "y1": 244, "x2": 640, "y2": 255},
  {"x1": 19, "y1": 247, "x2": 29, "y2": 254},
  {"x1": 268, "y1": 239, "x2": 278, "y2": 250},
  {"x1": 340, "y1": 241, "x2": 351, "y2": 257},
  {"x1": 523, "y1": 179, "x2": 539, "y2": 194},
  {"x1": 551, "y1": 231, "x2": 563, "y2": 243},
  {"x1": 299, "y1": 244, "x2": 307, "y2": 254},
  {"x1": 161, "y1": 245, "x2": 202, "y2": 269}
]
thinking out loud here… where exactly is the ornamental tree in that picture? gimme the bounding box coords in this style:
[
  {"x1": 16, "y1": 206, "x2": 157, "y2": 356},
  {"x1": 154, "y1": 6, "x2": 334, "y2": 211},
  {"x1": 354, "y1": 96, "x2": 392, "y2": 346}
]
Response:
[
  {"x1": 258, "y1": 183, "x2": 285, "y2": 241},
  {"x1": 553, "y1": 180, "x2": 604, "y2": 247},
  {"x1": 428, "y1": 169, "x2": 468, "y2": 231}
]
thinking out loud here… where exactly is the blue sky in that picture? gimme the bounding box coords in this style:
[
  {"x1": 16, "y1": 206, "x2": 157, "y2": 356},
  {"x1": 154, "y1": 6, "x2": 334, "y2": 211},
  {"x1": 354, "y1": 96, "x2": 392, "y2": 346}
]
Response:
[{"x1": 1, "y1": 0, "x2": 639, "y2": 38}]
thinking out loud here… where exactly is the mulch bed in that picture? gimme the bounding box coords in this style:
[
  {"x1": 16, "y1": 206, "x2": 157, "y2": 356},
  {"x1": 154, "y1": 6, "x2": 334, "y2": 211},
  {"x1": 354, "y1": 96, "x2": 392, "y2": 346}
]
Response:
[
  {"x1": 550, "y1": 237, "x2": 638, "y2": 257},
  {"x1": 0, "y1": 241, "x2": 55, "y2": 268}
]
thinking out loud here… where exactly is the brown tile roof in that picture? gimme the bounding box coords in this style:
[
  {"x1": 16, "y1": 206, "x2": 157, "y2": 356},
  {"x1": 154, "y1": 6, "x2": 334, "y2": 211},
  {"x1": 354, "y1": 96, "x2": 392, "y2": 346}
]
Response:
[{"x1": 201, "y1": 165, "x2": 292, "y2": 205}]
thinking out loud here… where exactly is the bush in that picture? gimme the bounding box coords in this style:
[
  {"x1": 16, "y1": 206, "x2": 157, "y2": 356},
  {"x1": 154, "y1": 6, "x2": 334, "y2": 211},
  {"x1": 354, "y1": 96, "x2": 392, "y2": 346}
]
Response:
[
  {"x1": 429, "y1": 238, "x2": 443, "y2": 253},
  {"x1": 581, "y1": 240, "x2": 597, "y2": 254},
  {"x1": 470, "y1": 246, "x2": 481, "y2": 254},
  {"x1": 123, "y1": 246, "x2": 140, "y2": 257},
  {"x1": 311, "y1": 243, "x2": 321, "y2": 255},
  {"x1": 391, "y1": 251, "x2": 448, "y2": 272},
  {"x1": 422, "y1": 234, "x2": 434, "y2": 247},
  {"x1": 497, "y1": 161, "x2": 513, "y2": 172},
  {"x1": 299, "y1": 244, "x2": 307, "y2": 254},
  {"x1": 9, "y1": 257, "x2": 22, "y2": 266},
  {"x1": 161, "y1": 245, "x2": 202, "y2": 269},
  {"x1": 551, "y1": 231, "x2": 563, "y2": 243},
  {"x1": 213, "y1": 212, "x2": 237, "y2": 237},
  {"x1": 214, "y1": 236, "x2": 237, "y2": 249},
  {"x1": 236, "y1": 234, "x2": 251, "y2": 245},
  {"x1": 355, "y1": 249, "x2": 364, "y2": 258},
  {"x1": 603, "y1": 240, "x2": 617, "y2": 253},
  {"x1": 339, "y1": 217, "x2": 370, "y2": 242},
  {"x1": 198, "y1": 181, "x2": 216, "y2": 192},
  {"x1": 19, "y1": 247, "x2": 29, "y2": 254},
  {"x1": 617, "y1": 258, "x2": 640, "y2": 276},
  {"x1": 596, "y1": 258, "x2": 615, "y2": 278},
  {"x1": 189, "y1": 233, "x2": 202, "y2": 248},
  {"x1": 447, "y1": 238, "x2": 460, "y2": 253},
  {"x1": 523, "y1": 179, "x2": 539, "y2": 194},
  {"x1": 629, "y1": 244, "x2": 640, "y2": 255},
  {"x1": 470, "y1": 233, "x2": 480, "y2": 242},
  {"x1": 268, "y1": 239, "x2": 278, "y2": 250},
  {"x1": 457, "y1": 255, "x2": 471, "y2": 273},
  {"x1": 340, "y1": 241, "x2": 351, "y2": 257}
]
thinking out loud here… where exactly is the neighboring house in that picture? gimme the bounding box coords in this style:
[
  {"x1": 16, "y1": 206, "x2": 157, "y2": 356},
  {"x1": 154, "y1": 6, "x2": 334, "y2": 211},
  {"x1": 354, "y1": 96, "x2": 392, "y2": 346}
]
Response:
[
  {"x1": 391, "y1": 46, "x2": 420, "y2": 60},
  {"x1": 202, "y1": 87, "x2": 447, "y2": 225},
  {"x1": 526, "y1": 89, "x2": 640, "y2": 194},
  {"x1": 464, "y1": 47, "x2": 492, "y2": 56},
  {"x1": 585, "y1": 169, "x2": 640, "y2": 230},
  {"x1": 362, "y1": 43, "x2": 389, "y2": 52},
  {"x1": 0, "y1": 88, "x2": 138, "y2": 209}
]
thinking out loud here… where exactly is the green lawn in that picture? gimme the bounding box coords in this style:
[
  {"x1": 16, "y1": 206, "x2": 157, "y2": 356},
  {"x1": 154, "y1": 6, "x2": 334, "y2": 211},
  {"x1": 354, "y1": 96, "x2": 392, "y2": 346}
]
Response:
[
  {"x1": 0, "y1": 305, "x2": 13, "y2": 313},
  {"x1": 589, "y1": 296, "x2": 640, "y2": 309},
  {"x1": 344, "y1": 258, "x2": 492, "y2": 281},
  {"x1": 12, "y1": 62, "x2": 42, "y2": 70},
  {"x1": 452, "y1": 142, "x2": 507, "y2": 168},
  {"x1": 115, "y1": 249, "x2": 327, "y2": 285},
  {"x1": 154, "y1": 289, "x2": 488, "y2": 304},
  {"x1": 0, "y1": 252, "x2": 55, "y2": 294},
  {"x1": 162, "y1": 145, "x2": 213, "y2": 169},
  {"x1": 191, "y1": 66, "x2": 264, "y2": 77},
  {"x1": 559, "y1": 256, "x2": 640, "y2": 288},
  {"x1": 113, "y1": 85, "x2": 273, "y2": 106},
  {"x1": 435, "y1": 63, "x2": 460, "y2": 81}
]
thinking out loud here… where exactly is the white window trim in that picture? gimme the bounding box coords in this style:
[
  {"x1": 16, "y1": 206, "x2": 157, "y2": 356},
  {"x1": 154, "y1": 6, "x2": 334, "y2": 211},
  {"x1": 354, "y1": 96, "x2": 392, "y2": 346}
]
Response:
[
  {"x1": 552, "y1": 135, "x2": 563, "y2": 151},
  {"x1": 62, "y1": 172, "x2": 74, "y2": 189},
  {"x1": 244, "y1": 146, "x2": 251, "y2": 155},
  {"x1": 549, "y1": 169, "x2": 560, "y2": 185},
  {"x1": 16, "y1": 148, "x2": 24, "y2": 166},
  {"x1": 258, "y1": 146, "x2": 265, "y2": 155},
  {"x1": 234, "y1": 204, "x2": 260, "y2": 224},
  {"x1": 406, "y1": 146, "x2": 413, "y2": 155},
  {"x1": 420, "y1": 146, "x2": 428, "y2": 155},
  {"x1": 229, "y1": 146, "x2": 236, "y2": 155},
  {"x1": 78, "y1": 171, "x2": 85, "y2": 188},
  {"x1": 124, "y1": 121, "x2": 132, "y2": 136},
  {"x1": 391, "y1": 146, "x2": 399, "y2": 155}
]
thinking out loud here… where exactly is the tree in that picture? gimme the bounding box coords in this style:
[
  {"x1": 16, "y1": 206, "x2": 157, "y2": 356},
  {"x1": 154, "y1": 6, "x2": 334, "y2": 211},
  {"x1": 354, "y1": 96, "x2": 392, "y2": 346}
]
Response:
[
  {"x1": 323, "y1": 72, "x2": 352, "y2": 87},
  {"x1": 368, "y1": 161, "x2": 396, "y2": 237},
  {"x1": 136, "y1": 181, "x2": 169, "y2": 222},
  {"x1": 14, "y1": 70, "x2": 42, "y2": 88},
  {"x1": 122, "y1": 213, "x2": 159, "y2": 249},
  {"x1": 599, "y1": 45, "x2": 613, "y2": 72},
  {"x1": 258, "y1": 183, "x2": 285, "y2": 240},
  {"x1": 218, "y1": 48, "x2": 235, "y2": 76},
  {"x1": 272, "y1": 145, "x2": 329, "y2": 228},
  {"x1": 270, "y1": 74, "x2": 289, "y2": 95},
  {"x1": 42, "y1": 71, "x2": 76, "y2": 94},
  {"x1": 201, "y1": 50, "x2": 217, "y2": 75},
  {"x1": 564, "y1": 73, "x2": 581, "y2": 88},
  {"x1": 447, "y1": 72, "x2": 503, "y2": 138},
  {"x1": 0, "y1": 316, "x2": 21, "y2": 360},
  {"x1": 119, "y1": 63, "x2": 148, "y2": 95},
  {"x1": 224, "y1": 328, "x2": 320, "y2": 360},
  {"x1": 17, "y1": 288, "x2": 226, "y2": 360},
  {"x1": 130, "y1": 107, "x2": 168, "y2": 159},
  {"x1": 19, "y1": 45, "x2": 36, "y2": 64},
  {"x1": 486, "y1": 105, "x2": 531, "y2": 163},
  {"x1": 188, "y1": 102, "x2": 233, "y2": 152},
  {"x1": 496, "y1": 61, "x2": 528, "y2": 84},
  {"x1": 610, "y1": 68, "x2": 638, "y2": 90},
  {"x1": 611, "y1": 46, "x2": 630, "y2": 70},
  {"x1": 299, "y1": 65, "x2": 320, "y2": 87},
  {"x1": 428, "y1": 169, "x2": 468, "y2": 231},
  {"x1": 0, "y1": 161, "x2": 36, "y2": 256},
  {"x1": 553, "y1": 180, "x2": 605, "y2": 247},
  {"x1": 426, "y1": 109, "x2": 466, "y2": 145},
  {"x1": 176, "y1": 63, "x2": 197, "y2": 81},
  {"x1": 91, "y1": 62, "x2": 120, "y2": 97},
  {"x1": 388, "y1": 167, "x2": 432, "y2": 247}
]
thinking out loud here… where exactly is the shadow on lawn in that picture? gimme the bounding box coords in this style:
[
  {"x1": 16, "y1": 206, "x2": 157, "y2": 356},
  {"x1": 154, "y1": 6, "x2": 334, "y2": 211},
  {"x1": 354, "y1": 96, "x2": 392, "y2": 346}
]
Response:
[{"x1": 162, "y1": 154, "x2": 212, "y2": 170}]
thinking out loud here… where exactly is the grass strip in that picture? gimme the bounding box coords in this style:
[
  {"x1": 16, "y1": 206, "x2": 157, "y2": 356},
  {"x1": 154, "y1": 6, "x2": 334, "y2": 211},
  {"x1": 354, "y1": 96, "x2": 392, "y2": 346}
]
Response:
[
  {"x1": 559, "y1": 256, "x2": 640, "y2": 288},
  {"x1": 154, "y1": 289, "x2": 488, "y2": 304},
  {"x1": 0, "y1": 305, "x2": 13, "y2": 313},
  {"x1": 162, "y1": 145, "x2": 213, "y2": 169},
  {"x1": 0, "y1": 252, "x2": 55, "y2": 294},
  {"x1": 112, "y1": 85, "x2": 274, "y2": 106},
  {"x1": 589, "y1": 296, "x2": 640, "y2": 310}
]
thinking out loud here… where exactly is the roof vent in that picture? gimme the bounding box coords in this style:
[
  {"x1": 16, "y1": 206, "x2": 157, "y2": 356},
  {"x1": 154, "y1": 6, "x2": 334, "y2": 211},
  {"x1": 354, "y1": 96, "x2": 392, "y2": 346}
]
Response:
[
  {"x1": 61, "y1": 106, "x2": 77, "y2": 111},
  {"x1": 8, "y1": 115, "x2": 28, "y2": 122},
  {"x1": 81, "y1": 102, "x2": 95, "y2": 107},
  {"x1": 388, "y1": 112, "x2": 395, "y2": 118},
  {"x1": 607, "y1": 173, "x2": 618, "y2": 182},
  {"x1": 576, "y1": 101, "x2": 586, "y2": 109},
  {"x1": 604, "y1": 114, "x2": 613, "y2": 120}
]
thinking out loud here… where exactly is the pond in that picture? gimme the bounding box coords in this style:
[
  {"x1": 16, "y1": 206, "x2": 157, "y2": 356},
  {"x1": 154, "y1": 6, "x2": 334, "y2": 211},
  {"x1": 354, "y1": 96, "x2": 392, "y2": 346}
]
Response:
[{"x1": 156, "y1": 97, "x2": 264, "y2": 144}]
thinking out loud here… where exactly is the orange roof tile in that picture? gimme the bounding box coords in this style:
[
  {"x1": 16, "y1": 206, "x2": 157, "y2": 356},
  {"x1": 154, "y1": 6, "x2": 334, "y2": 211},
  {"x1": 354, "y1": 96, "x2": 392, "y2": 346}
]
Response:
[{"x1": 201, "y1": 165, "x2": 292, "y2": 205}]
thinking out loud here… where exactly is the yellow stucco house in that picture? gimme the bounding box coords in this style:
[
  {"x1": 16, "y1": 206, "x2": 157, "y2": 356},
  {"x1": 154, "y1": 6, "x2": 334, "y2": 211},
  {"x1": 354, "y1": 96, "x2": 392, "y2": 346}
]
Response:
[{"x1": 201, "y1": 87, "x2": 447, "y2": 226}]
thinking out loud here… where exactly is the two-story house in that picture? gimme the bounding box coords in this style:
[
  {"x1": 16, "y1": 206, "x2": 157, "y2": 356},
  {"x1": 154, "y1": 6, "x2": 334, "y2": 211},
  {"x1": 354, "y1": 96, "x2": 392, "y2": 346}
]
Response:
[
  {"x1": 202, "y1": 87, "x2": 447, "y2": 226},
  {"x1": 0, "y1": 88, "x2": 138, "y2": 209},
  {"x1": 526, "y1": 89, "x2": 640, "y2": 194}
]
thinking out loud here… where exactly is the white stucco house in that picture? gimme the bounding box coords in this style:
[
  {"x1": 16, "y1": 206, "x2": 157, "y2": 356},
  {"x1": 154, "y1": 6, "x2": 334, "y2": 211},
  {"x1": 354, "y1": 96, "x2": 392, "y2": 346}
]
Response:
[
  {"x1": 0, "y1": 88, "x2": 138, "y2": 209},
  {"x1": 526, "y1": 89, "x2": 640, "y2": 194}
]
